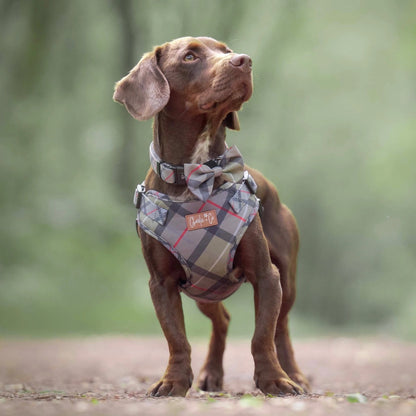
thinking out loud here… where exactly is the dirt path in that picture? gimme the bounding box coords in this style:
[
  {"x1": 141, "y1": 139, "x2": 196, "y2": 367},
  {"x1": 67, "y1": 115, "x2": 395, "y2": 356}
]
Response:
[{"x1": 1, "y1": 336, "x2": 415, "y2": 415}]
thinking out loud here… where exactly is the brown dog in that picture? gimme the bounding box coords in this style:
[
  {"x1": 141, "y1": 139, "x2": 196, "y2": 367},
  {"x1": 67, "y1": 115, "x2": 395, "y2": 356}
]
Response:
[{"x1": 113, "y1": 36, "x2": 309, "y2": 397}]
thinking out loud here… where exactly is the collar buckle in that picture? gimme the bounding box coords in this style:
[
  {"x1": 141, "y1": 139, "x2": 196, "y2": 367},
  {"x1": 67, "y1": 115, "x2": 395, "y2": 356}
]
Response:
[
  {"x1": 156, "y1": 161, "x2": 162, "y2": 177},
  {"x1": 204, "y1": 159, "x2": 219, "y2": 169}
]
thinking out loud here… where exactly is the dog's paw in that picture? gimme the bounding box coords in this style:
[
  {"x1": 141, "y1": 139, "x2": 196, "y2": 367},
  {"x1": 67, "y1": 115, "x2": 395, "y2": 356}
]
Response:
[
  {"x1": 288, "y1": 372, "x2": 310, "y2": 393},
  {"x1": 256, "y1": 376, "x2": 304, "y2": 396},
  {"x1": 148, "y1": 376, "x2": 192, "y2": 397},
  {"x1": 197, "y1": 367, "x2": 224, "y2": 392}
]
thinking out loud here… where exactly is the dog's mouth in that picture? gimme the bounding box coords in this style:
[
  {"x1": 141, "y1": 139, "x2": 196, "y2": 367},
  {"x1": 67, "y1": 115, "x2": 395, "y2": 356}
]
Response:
[
  {"x1": 199, "y1": 81, "x2": 252, "y2": 112},
  {"x1": 200, "y1": 101, "x2": 217, "y2": 111}
]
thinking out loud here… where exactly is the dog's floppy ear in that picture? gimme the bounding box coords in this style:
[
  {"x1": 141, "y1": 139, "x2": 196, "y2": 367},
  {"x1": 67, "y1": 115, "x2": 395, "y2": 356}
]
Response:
[
  {"x1": 113, "y1": 47, "x2": 170, "y2": 120},
  {"x1": 224, "y1": 111, "x2": 240, "y2": 131}
]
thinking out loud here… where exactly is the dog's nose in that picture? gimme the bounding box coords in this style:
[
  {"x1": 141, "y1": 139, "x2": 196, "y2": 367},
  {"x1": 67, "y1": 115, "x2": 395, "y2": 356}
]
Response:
[{"x1": 230, "y1": 54, "x2": 252, "y2": 71}]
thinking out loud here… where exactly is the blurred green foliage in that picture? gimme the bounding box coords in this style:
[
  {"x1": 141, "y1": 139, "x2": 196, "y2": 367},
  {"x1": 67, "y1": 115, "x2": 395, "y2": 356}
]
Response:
[{"x1": 0, "y1": 0, "x2": 415, "y2": 339}]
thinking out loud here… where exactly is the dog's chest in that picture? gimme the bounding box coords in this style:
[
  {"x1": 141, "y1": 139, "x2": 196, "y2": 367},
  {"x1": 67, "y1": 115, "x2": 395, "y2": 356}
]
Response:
[{"x1": 136, "y1": 181, "x2": 259, "y2": 302}]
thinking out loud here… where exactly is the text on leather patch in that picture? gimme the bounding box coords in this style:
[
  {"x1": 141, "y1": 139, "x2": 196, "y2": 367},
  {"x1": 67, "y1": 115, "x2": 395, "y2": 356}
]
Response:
[{"x1": 186, "y1": 210, "x2": 218, "y2": 231}]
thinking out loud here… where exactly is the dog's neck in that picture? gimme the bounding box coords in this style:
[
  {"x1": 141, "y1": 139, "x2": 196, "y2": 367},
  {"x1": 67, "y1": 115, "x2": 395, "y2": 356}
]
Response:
[{"x1": 153, "y1": 111, "x2": 227, "y2": 165}]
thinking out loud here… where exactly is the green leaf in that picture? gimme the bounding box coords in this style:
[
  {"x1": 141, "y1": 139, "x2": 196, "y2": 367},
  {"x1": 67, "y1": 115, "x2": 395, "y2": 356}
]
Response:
[
  {"x1": 239, "y1": 395, "x2": 264, "y2": 408},
  {"x1": 346, "y1": 393, "x2": 367, "y2": 403}
]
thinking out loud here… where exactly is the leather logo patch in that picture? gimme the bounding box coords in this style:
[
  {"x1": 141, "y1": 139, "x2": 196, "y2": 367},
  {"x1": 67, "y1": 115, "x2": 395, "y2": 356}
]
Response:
[{"x1": 186, "y1": 210, "x2": 218, "y2": 231}]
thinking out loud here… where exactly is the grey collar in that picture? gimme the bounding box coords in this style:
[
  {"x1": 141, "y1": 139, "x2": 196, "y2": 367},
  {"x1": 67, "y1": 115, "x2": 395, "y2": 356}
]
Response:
[
  {"x1": 149, "y1": 142, "x2": 186, "y2": 185},
  {"x1": 149, "y1": 142, "x2": 225, "y2": 185}
]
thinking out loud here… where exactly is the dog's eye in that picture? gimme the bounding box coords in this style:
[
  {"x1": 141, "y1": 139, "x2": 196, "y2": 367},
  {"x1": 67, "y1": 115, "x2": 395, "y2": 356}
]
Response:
[{"x1": 183, "y1": 52, "x2": 197, "y2": 62}]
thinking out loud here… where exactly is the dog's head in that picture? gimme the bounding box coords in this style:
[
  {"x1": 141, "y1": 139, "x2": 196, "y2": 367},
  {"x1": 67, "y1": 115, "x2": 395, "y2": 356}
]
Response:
[{"x1": 113, "y1": 36, "x2": 252, "y2": 130}]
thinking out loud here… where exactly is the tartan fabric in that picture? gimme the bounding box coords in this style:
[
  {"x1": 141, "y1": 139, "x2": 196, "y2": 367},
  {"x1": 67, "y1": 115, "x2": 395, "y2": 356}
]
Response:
[
  {"x1": 149, "y1": 142, "x2": 185, "y2": 184},
  {"x1": 149, "y1": 143, "x2": 245, "y2": 197},
  {"x1": 137, "y1": 177, "x2": 260, "y2": 302},
  {"x1": 184, "y1": 146, "x2": 245, "y2": 201}
]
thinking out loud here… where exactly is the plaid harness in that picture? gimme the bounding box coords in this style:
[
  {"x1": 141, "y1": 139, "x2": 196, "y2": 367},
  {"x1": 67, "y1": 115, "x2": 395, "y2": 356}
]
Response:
[{"x1": 135, "y1": 145, "x2": 260, "y2": 303}]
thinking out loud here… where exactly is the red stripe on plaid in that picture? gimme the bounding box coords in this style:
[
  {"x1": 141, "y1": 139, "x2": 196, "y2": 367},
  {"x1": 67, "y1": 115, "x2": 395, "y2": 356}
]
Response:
[
  {"x1": 189, "y1": 282, "x2": 233, "y2": 296},
  {"x1": 206, "y1": 200, "x2": 246, "y2": 222},
  {"x1": 173, "y1": 228, "x2": 187, "y2": 249},
  {"x1": 186, "y1": 164, "x2": 203, "y2": 183},
  {"x1": 146, "y1": 208, "x2": 159, "y2": 216},
  {"x1": 165, "y1": 170, "x2": 174, "y2": 181}
]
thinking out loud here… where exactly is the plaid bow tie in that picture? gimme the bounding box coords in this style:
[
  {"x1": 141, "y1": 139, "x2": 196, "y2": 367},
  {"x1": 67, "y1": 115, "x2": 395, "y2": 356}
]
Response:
[{"x1": 184, "y1": 146, "x2": 245, "y2": 201}]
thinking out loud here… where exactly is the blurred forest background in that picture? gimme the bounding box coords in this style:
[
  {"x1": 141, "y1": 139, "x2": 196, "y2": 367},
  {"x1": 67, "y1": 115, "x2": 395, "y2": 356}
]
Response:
[{"x1": 1, "y1": 0, "x2": 415, "y2": 340}]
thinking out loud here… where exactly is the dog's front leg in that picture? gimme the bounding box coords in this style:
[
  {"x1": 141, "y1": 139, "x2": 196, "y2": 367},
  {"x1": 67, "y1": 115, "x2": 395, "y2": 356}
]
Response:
[
  {"x1": 148, "y1": 275, "x2": 193, "y2": 397},
  {"x1": 238, "y1": 219, "x2": 304, "y2": 396},
  {"x1": 196, "y1": 301, "x2": 230, "y2": 392},
  {"x1": 251, "y1": 265, "x2": 303, "y2": 395}
]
